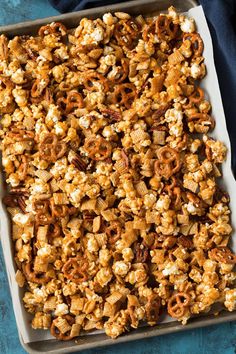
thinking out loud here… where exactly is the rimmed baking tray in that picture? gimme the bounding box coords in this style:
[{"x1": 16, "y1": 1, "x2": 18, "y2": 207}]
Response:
[{"x1": 1, "y1": 0, "x2": 236, "y2": 353}]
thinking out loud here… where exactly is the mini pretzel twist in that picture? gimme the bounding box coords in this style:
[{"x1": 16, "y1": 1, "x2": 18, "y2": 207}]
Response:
[
  {"x1": 34, "y1": 199, "x2": 54, "y2": 225},
  {"x1": 62, "y1": 257, "x2": 88, "y2": 283},
  {"x1": 50, "y1": 199, "x2": 68, "y2": 218},
  {"x1": 57, "y1": 91, "x2": 84, "y2": 114},
  {"x1": 50, "y1": 315, "x2": 75, "y2": 341},
  {"x1": 164, "y1": 177, "x2": 182, "y2": 209},
  {"x1": 155, "y1": 146, "x2": 181, "y2": 179},
  {"x1": 84, "y1": 136, "x2": 112, "y2": 161},
  {"x1": 106, "y1": 221, "x2": 122, "y2": 245},
  {"x1": 142, "y1": 21, "x2": 156, "y2": 42},
  {"x1": 187, "y1": 113, "x2": 215, "y2": 133},
  {"x1": 31, "y1": 78, "x2": 48, "y2": 98},
  {"x1": 156, "y1": 15, "x2": 179, "y2": 41},
  {"x1": 39, "y1": 133, "x2": 67, "y2": 162},
  {"x1": 189, "y1": 87, "x2": 204, "y2": 104},
  {"x1": 183, "y1": 33, "x2": 204, "y2": 58},
  {"x1": 110, "y1": 58, "x2": 129, "y2": 84},
  {"x1": 145, "y1": 294, "x2": 161, "y2": 324},
  {"x1": 167, "y1": 292, "x2": 190, "y2": 319},
  {"x1": 83, "y1": 71, "x2": 109, "y2": 92},
  {"x1": 209, "y1": 247, "x2": 236, "y2": 264},
  {"x1": 23, "y1": 261, "x2": 51, "y2": 284},
  {"x1": 111, "y1": 83, "x2": 137, "y2": 109},
  {"x1": 47, "y1": 223, "x2": 62, "y2": 238},
  {"x1": 114, "y1": 20, "x2": 140, "y2": 48}
]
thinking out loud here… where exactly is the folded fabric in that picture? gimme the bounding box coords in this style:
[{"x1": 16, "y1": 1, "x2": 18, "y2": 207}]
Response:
[{"x1": 49, "y1": 0, "x2": 236, "y2": 175}]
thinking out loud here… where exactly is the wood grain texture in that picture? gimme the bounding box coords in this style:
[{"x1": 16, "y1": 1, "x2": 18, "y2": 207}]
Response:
[{"x1": 0, "y1": 0, "x2": 236, "y2": 353}]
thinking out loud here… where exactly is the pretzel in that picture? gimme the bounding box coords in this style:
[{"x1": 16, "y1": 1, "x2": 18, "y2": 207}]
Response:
[
  {"x1": 62, "y1": 257, "x2": 88, "y2": 283},
  {"x1": 111, "y1": 83, "x2": 137, "y2": 109},
  {"x1": 154, "y1": 147, "x2": 181, "y2": 179},
  {"x1": 142, "y1": 21, "x2": 156, "y2": 42},
  {"x1": 83, "y1": 71, "x2": 109, "y2": 92},
  {"x1": 57, "y1": 91, "x2": 84, "y2": 114},
  {"x1": 34, "y1": 199, "x2": 54, "y2": 225},
  {"x1": 209, "y1": 247, "x2": 236, "y2": 264},
  {"x1": 110, "y1": 58, "x2": 129, "y2": 84},
  {"x1": 156, "y1": 15, "x2": 179, "y2": 41},
  {"x1": 50, "y1": 199, "x2": 68, "y2": 218},
  {"x1": 0, "y1": 76, "x2": 14, "y2": 90},
  {"x1": 38, "y1": 22, "x2": 67, "y2": 37},
  {"x1": 23, "y1": 261, "x2": 51, "y2": 284},
  {"x1": 47, "y1": 223, "x2": 62, "y2": 238},
  {"x1": 114, "y1": 20, "x2": 140, "y2": 48},
  {"x1": 50, "y1": 315, "x2": 75, "y2": 341},
  {"x1": 183, "y1": 33, "x2": 204, "y2": 58},
  {"x1": 189, "y1": 87, "x2": 204, "y2": 104},
  {"x1": 167, "y1": 292, "x2": 190, "y2": 319},
  {"x1": 163, "y1": 177, "x2": 182, "y2": 209},
  {"x1": 106, "y1": 221, "x2": 122, "y2": 245},
  {"x1": 39, "y1": 133, "x2": 67, "y2": 162},
  {"x1": 145, "y1": 294, "x2": 161, "y2": 324},
  {"x1": 31, "y1": 78, "x2": 49, "y2": 98},
  {"x1": 187, "y1": 113, "x2": 215, "y2": 133},
  {"x1": 84, "y1": 136, "x2": 112, "y2": 161}
]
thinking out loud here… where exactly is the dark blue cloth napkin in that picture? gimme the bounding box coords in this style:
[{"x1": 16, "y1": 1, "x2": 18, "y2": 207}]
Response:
[{"x1": 49, "y1": 0, "x2": 236, "y2": 175}]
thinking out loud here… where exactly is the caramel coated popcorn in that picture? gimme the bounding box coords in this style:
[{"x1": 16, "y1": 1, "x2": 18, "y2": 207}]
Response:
[{"x1": 1, "y1": 7, "x2": 235, "y2": 341}]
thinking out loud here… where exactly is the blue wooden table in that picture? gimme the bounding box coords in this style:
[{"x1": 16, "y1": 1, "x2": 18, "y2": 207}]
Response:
[{"x1": 0, "y1": 1, "x2": 236, "y2": 353}]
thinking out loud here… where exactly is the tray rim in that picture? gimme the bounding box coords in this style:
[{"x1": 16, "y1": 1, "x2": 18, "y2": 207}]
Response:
[{"x1": 1, "y1": 0, "x2": 236, "y2": 353}]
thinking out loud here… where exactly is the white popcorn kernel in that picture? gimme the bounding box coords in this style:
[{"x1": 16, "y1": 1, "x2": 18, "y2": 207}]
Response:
[
  {"x1": 186, "y1": 202, "x2": 197, "y2": 214},
  {"x1": 224, "y1": 289, "x2": 236, "y2": 311},
  {"x1": 180, "y1": 18, "x2": 195, "y2": 33},
  {"x1": 46, "y1": 104, "x2": 61, "y2": 125},
  {"x1": 113, "y1": 261, "x2": 130, "y2": 277},
  {"x1": 191, "y1": 63, "x2": 201, "y2": 79},
  {"x1": 91, "y1": 28, "x2": 104, "y2": 42},
  {"x1": 162, "y1": 262, "x2": 179, "y2": 276},
  {"x1": 79, "y1": 116, "x2": 91, "y2": 129},
  {"x1": 55, "y1": 303, "x2": 69, "y2": 316},
  {"x1": 103, "y1": 13, "x2": 116, "y2": 25}
]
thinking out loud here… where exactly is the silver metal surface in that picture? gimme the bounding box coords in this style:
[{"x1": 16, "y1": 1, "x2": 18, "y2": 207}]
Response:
[{"x1": 3, "y1": 0, "x2": 236, "y2": 353}]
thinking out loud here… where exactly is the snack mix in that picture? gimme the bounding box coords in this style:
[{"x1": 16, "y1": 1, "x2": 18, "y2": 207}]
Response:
[{"x1": 0, "y1": 7, "x2": 236, "y2": 341}]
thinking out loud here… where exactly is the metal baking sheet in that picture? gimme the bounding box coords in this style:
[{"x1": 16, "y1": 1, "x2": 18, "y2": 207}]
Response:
[{"x1": 1, "y1": 0, "x2": 236, "y2": 353}]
